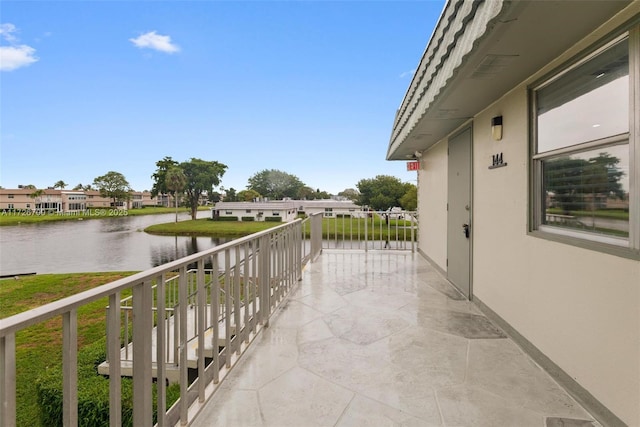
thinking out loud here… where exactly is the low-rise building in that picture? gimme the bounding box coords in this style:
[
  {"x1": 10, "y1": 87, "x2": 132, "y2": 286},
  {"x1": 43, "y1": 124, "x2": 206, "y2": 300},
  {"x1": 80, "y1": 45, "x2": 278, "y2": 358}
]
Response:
[
  {"x1": 212, "y1": 201, "x2": 298, "y2": 222},
  {"x1": 295, "y1": 200, "x2": 363, "y2": 218},
  {"x1": 0, "y1": 188, "x2": 159, "y2": 212}
]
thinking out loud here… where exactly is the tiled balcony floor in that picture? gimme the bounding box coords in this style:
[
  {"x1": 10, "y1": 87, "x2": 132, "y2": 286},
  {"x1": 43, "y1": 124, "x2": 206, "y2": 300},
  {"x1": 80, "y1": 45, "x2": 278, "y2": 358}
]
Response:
[{"x1": 191, "y1": 251, "x2": 599, "y2": 427}]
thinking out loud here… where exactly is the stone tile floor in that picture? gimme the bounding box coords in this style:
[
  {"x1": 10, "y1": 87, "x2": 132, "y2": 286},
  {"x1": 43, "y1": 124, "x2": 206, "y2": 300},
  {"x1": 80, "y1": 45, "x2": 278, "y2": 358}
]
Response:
[{"x1": 191, "y1": 251, "x2": 599, "y2": 427}]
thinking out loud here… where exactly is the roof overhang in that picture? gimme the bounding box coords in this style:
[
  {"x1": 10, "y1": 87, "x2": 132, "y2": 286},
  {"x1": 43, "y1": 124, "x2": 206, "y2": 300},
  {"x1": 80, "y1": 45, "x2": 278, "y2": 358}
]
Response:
[{"x1": 386, "y1": 0, "x2": 633, "y2": 160}]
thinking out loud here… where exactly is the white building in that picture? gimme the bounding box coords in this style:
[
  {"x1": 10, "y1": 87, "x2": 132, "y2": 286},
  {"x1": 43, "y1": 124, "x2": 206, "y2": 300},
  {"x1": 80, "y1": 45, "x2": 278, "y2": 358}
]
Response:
[
  {"x1": 387, "y1": 1, "x2": 639, "y2": 426},
  {"x1": 296, "y1": 200, "x2": 363, "y2": 218},
  {"x1": 212, "y1": 201, "x2": 298, "y2": 222}
]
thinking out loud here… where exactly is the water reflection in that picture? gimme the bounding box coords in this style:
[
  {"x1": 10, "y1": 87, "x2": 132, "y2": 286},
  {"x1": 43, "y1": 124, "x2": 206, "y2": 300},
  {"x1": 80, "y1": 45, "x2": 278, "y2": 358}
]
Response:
[
  {"x1": 0, "y1": 212, "x2": 220, "y2": 274},
  {"x1": 148, "y1": 236, "x2": 229, "y2": 268}
]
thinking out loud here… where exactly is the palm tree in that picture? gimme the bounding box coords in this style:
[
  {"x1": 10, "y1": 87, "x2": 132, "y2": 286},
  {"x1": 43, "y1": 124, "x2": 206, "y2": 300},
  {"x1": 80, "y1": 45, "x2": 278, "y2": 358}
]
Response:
[
  {"x1": 166, "y1": 167, "x2": 187, "y2": 223},
  {"x1": 29, "y1": 189, "x2": 45, "y2": 212},
  {"x1": 53, "y1": 180, "x2": 67, "y2": 189}
]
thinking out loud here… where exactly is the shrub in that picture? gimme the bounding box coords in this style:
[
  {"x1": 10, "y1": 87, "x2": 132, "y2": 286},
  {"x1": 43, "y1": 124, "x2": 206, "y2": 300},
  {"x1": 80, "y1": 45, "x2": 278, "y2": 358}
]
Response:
[
  {"x1": 241, "y1": 216, "x2": 255, "y2": 222},
  {"x1": 37, "y1": 339, "x2": 179, "y2": 427},
  {"x1": 265, "y1": 217, "x2": 282, "y2": 222},
  {"x1": 212, "y1": 216, "x2": 238, "y2": 221}
]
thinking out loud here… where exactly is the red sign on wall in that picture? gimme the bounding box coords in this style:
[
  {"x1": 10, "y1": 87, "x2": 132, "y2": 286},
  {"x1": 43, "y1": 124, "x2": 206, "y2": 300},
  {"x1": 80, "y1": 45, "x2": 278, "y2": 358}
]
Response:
[{"x1": 407, "y1": 161, "x2": 420, "y2": 171}]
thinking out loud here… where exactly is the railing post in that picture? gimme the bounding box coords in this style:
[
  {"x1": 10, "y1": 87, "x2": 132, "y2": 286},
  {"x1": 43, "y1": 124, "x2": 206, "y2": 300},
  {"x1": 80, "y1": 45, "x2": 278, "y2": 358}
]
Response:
[
  {"x1": 132, "y1": 281, "x2": 153, "y2": 427},
  {"x1": 364, "y1": 212, "x2": 368, "y2": 252},
  {"x1": 243, "y1": 243, "x2": 250, "y2": 344},
  {"x1": 156, "y1": 275, "x2": 167, "y2": 427},
  {"x1": 197, "y1": 259, "x2": 206, "y2": 402},
  {"x1": 224, "y1": 250, "x2": 232, "y2": 367},
  {"x1": 0, "y1": 333, "x2": 16, "y2": 427},
  {"x1": 234, "y1": 246, "x2": 241, "y2": 356},
  {"x1": 259, "y1": 235, "x2": 271, "y2": 327},
  {"x1": 411, "y1": 212, "x2": 416, "y2": 253},
  {"x1": 63, "y1": 309, "x2": 78, "y2": 427},
  {"x1": 107, "y1": 293, "x2": 121, "y2": 427},
  {"x1": 212, "y1": 254, "x2": 220, "y2": 384},
  {"x1": 178, "y1": 267, "x2": 189, "y2": 425}
]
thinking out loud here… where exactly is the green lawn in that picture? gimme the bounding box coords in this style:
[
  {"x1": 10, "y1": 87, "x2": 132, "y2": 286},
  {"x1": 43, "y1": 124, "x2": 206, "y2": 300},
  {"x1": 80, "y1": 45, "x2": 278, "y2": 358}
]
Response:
[
  {"x1": 546, "y1": 207, "x2": 629, "y2": 220},
  {"x1": 145, "y1": 215, "x2": 417, "y2": 241},
  {"x1": 0, "y1": 272, "x2": 136, "y2": 426},
  {"x1": 145, "y1": 218, "x2": 279, "y2": 236}
]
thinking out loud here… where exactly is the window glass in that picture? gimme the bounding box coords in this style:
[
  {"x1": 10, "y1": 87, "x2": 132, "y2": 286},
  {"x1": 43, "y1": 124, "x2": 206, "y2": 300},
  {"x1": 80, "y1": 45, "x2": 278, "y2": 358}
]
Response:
[
  {"x1": 532, "y1": 31, "x2": 637, "y2": 253},
  {"x1": 537, "y1": 38, "x2": 629, "y2": 152},
  {"x1": 541, "y1": 143, "x2": 629, "y2": 238}
]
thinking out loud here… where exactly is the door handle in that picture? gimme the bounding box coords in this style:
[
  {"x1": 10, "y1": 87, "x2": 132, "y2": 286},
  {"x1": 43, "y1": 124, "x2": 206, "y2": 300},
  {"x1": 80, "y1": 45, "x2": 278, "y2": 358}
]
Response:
[{"x1": 462, "y1": 223, "x2": 470, "y2": 238}]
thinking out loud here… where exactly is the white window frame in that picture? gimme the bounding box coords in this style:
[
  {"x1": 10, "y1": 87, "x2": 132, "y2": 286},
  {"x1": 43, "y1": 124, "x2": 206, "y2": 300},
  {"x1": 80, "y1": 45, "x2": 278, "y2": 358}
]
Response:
[{"x1": 530, "y1": 26, "x2": 640, "y2": 260}]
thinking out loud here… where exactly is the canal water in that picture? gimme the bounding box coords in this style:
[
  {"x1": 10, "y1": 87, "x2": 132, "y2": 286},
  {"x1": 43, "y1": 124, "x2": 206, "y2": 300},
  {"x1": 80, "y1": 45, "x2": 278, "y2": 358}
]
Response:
[{"x1": 0, "y1": 211, "x2": 225, "y2": 275}]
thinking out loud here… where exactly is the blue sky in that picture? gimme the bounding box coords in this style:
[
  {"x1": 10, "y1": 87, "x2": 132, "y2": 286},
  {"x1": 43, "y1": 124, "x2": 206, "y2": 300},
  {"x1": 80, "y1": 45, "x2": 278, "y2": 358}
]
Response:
[{"x1": 1, "y1": 0, "x2": 443, "y2": 195}]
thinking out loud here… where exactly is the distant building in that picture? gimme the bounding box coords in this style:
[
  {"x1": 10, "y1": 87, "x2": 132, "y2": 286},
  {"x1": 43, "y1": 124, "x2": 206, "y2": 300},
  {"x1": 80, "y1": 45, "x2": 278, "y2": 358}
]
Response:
[
  {"x1": 212, "y1": 199, "x2": 364, "y2": 222},
  {"x1": 0, "y1": 188, "x2": 159, "y2": 212},
  {"x1": 212, "y1": 200, "x2": 298, "y2": 222},
  {"x1": 295, "y1": 200, "x2": 363, "y2": 218}
]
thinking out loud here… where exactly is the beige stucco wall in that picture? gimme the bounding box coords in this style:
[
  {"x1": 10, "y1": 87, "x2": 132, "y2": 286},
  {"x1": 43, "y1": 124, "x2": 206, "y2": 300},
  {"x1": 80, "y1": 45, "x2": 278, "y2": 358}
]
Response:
[
  {"x1": 413, "y1": 4, "x2": 639, "y2": 424},
  {"x1": 471, "y1": 87, "x2": 640, "y2": 426},
  {"x1": 417, "y1": 141, "x2": 448, "y2": 270}
]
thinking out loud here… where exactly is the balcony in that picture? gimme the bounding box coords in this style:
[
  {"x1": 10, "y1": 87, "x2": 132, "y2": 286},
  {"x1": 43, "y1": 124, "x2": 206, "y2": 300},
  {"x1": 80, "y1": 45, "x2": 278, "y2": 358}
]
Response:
[{"x1": 0, "y1": 213, "x2": 599, "y2": 426}]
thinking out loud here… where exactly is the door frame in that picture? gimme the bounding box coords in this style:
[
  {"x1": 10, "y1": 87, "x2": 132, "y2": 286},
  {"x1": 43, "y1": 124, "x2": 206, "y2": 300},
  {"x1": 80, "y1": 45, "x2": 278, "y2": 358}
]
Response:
[{"x1": 447, "y1": 124, "x2": 474, "y2": 300}]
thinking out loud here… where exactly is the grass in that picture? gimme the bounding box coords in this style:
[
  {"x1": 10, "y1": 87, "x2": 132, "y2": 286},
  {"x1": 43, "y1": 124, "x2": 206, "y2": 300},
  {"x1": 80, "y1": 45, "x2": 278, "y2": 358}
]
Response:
[
  {"x1": 0, "y1": 206, "x2": 210, "y2": 226},
  {"x1": 0, "y1": 272, "x2": 136, "y2": 426},
  {"x1": 546, "y1": 208, "x2": 629, "y2": 220},
  {"x1": 145, "y1": 215, "x2": 417, "y2": 241},
  {"x1": 145, "y1": 218, "x2": 280, "y2": 236}
]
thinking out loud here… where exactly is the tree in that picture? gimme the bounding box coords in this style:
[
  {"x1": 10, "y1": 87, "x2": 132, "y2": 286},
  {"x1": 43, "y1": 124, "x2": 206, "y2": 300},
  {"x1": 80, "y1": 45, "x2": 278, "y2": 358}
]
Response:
[
  {"x1": 544, "y1": 153, "x2": 625, "y2": 214},
  {"x1": 237, "y1": 189, "x2": 261, "y2": 201},
  {"x1": 338, "y1": 188, "x2": 360, "y2": 202},
  {"x1": 72, "y1": 183, "x2": 84, "y2": 191},
  {"x1": 93, "y1": 171, "x2": 132, "y2": 207},
  {"x1": 30, "y1": 189, "x2": 45, "y2": 212},
  {"x1": 151, "y1": 156, "x2": 179, "y2": 198},
  {"x1": 53, "y1": 180, "x2": 67, "y2": 189},
  {"x1": 180, "y1": 158, "x2": 227, "y2": 219},
  {"x1": 166, "y1": 167, "x2": 187, "y2": 223},
  {"x1": 296, "y1": 186, "x2": 315, "y2": 200},
  {"x1": 247, "y1": 169, "x2": 305, "y2": 200},
  {"x1": 224, "y1": 187, "x2": 238, "y2": 202},
  {"x1": 399, "y1": 184, "x2": 417, "y2": 211},
  {"x1": 209, "y1": 191, "x2": 222, "y2": 203},
  {"x1": 314, "y1": 189, "x2": 331, "y2": 199},
  {"x1": 357, "y1": 175, "x2": 410, "y2": 211}
]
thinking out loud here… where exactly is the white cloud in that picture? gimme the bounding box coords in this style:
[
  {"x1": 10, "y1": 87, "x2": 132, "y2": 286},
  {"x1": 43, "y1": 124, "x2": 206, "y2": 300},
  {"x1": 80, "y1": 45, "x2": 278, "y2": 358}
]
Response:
[
  {"x1": 0, "y1": 45, "x2": 38, "y2": 71},
  {"x1": 0, "y1": 23, "x2": 18, "y2": 43},
  {"x1": 0, "y1": 23, "x2": 38, "y2": 71},
  {"x1": 129, "y1": 31, "x2": 180, "y2": 54}
]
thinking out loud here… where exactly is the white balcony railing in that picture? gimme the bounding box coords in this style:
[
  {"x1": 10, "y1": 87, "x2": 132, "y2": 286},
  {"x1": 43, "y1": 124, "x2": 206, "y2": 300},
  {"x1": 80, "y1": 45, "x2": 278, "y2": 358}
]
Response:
[
  {"x1": 0, "y1": 214, "x2": 323, "y2": 427},
  {"x1": 322, "y1": 210, "x2": 417, "y2": 252}
]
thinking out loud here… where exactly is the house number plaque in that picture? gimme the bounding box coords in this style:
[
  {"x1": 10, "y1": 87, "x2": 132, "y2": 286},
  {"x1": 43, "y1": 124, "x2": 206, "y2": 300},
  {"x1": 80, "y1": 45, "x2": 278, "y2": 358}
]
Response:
[{"x1": 489, "y1": 152, "x2": 507, "y2": 169}]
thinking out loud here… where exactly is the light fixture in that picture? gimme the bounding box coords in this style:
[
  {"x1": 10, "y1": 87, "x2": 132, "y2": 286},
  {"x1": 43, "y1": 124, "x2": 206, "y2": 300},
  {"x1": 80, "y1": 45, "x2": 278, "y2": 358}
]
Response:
[
  {"x1": 414, "y1": 150, "x2": 423, "y2": 159},
  {"x1": 491, "y1": 116, "x2": 503, "y2": 141}
]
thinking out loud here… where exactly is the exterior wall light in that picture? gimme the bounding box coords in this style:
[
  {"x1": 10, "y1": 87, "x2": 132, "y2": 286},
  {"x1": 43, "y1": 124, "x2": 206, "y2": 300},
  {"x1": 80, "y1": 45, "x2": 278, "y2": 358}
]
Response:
[{"x1": 491, "y1": 116, "x2": 503, "y2": 141}]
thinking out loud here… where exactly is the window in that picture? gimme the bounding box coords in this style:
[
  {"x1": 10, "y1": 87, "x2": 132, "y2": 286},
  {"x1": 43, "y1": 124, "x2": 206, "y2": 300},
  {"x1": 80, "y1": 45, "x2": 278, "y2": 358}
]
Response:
[
  {"x1": 246, "y1": 209, "x2": 252, "y2": 213},
  {"x1": 531, "y1": 29, "x2": 639, "y2": 258},
  {"x1": 272, "y1": 211, "x2": 280, "y2": 216},
  {"x1": 8, "y1": 194, "x2": 14, "y2": 199}
]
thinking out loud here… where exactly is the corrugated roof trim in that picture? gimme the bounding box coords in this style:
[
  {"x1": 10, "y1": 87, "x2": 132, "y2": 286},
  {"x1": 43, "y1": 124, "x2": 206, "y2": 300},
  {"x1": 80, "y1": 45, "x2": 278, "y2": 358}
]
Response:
[{"x1": 388, "y1": 0, "x2": 506, "y2": 156}]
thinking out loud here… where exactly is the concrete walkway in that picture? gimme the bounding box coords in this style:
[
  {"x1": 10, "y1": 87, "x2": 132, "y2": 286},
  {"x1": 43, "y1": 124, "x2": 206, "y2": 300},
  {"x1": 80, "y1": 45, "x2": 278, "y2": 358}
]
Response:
[{"x1": 191, "y1": 251, "x2": 599, "y2": 427}]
